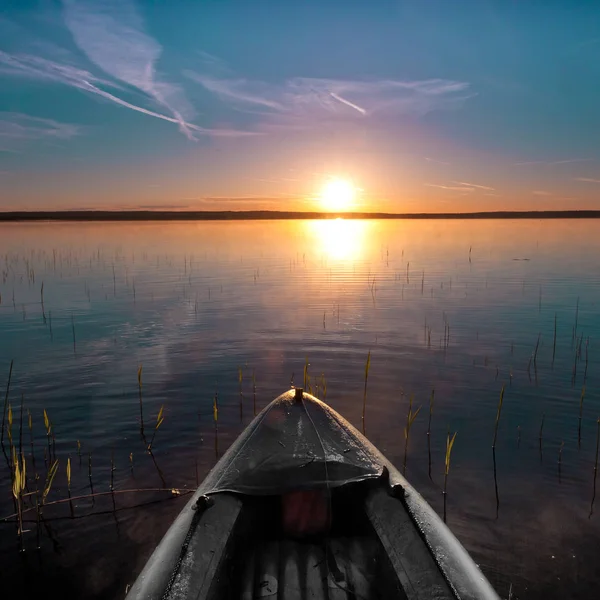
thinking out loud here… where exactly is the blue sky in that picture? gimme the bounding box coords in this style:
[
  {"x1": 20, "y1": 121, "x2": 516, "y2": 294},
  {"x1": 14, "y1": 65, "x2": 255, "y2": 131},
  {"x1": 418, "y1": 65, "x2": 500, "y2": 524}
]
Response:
[{"x1": 1, "y1": 0, "x2": 599, "y2": 211}]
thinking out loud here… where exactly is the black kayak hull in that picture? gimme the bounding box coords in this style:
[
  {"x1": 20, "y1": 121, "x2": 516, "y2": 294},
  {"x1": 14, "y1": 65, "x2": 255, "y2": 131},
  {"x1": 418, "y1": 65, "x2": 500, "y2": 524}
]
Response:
[{"x1": 127, "y1": 389, "x2": 499, "y2": 600}]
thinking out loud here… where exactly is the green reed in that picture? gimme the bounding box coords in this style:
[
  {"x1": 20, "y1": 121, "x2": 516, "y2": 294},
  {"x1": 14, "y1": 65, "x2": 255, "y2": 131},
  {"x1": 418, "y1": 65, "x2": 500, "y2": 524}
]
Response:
[{"x1": 403, "y1": 394, "x2": 421, "y2": 474}]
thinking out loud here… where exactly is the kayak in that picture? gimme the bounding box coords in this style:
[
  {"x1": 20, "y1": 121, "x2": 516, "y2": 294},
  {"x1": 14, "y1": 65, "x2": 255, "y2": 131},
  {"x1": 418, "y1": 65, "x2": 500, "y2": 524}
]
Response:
[{"x1": 126, "y1": 388, "x2": 499, "y2": 600}]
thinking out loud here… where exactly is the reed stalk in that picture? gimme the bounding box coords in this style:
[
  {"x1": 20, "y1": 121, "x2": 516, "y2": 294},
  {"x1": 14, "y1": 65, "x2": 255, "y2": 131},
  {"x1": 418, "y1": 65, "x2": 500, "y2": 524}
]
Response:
[
  {"x1": 71, "y1": 313, "x2": 76, "y2": 354},
  {"x1": 12, "y1": 448, "x2": 26, "y2": 551},
  {"x1": 67, "y1": 456, "x2": 74, "y2": 518},
  {"x1": 252, "y1": 370, "x2": 256, "y2": 416},
  {"x1": 147, "y1": 405, "x2": 164, "y2": 452},
  {"x1": 1, "y1": 359, "x2": 14, "y2": 445},
  {"x1": 573, "y1": 296, "x2": 579, "y2": 344},
  {"x1": 403, "y1": 395, "x2": 421, "y2": 474},
  {"x1": 492, "y1": 385, "x2": 505, "y2": 449},
  {"x1": 238, "y1": 367, "x2": 244, "y2": 420},
  {"x1": 552, "y1": 313, "x2": 557, "y2": 368},
  {"x1": 578, "y1": 386, "x2": 585, "y2": 448},
  {"x1": 558, "y1": 441, "x2": 564, "y2": 483},
  {"x1": 110, "y1": 450, "x2": 116, "y2": 511},
  {"x1": 539, "y1": 413, "x2": 545, "y2": 462},
  {"x1": 443, "y1": 431, "x2": 457, "y2": 523},
  {"x1": 137, "y1": 365, "x2": 144, "y2": 435},
  {"x1": 362, "y1": 350, "x2": 371, "y2": 433},
  {"x1": 42, "y1": 459, "x2": 59, "y2": 505},
  {"x1": 591, "y1": 418, "x2": 600, "y2": 517},
  {"x1": 213, "y1": 390, "x2": 219, "y2": 458},
  {"x1": 427, "y1": 389, "x2": 434, "y2": 479},
  {"x1": 303, "y1": 356, "x2": 311, "y2": 394},
  {"x1": 88, "y1": 452, "x2": 94, "y2": 504},
  {"x1": 28, "y1": 410, "x2": 34, "y2": 465}
]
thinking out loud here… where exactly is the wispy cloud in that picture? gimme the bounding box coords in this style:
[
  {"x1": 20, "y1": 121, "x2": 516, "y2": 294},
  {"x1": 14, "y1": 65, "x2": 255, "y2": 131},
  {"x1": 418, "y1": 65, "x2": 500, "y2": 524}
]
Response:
[
  {"x1": 425, "y1": 183, "x2": 475, "y2": 192},
  {"x1": 532, "y1": 190, "x2": 552, "y2": 196},
  {"x1": 62, "y1": 0, "x2": 196, "y2": 139},
  {"x1": 0, "y1": 113, "x2": 81, "y2": 151},
  {"x1": 514, "y1": 158, "x2": 593, "y2": 166},
  {"x1": 0, "y1": 4, "x2": 255, "y2": 140},
  {"x1": 425, "y1": 157, "x2": 450, "y2": 165},
  {"x1": 0, "y1": 51, "x2": 255, "y2": 139},
  {"x1": 186, "y1": 70, "x2": 473, "y2": 126},
  {"x1": 451, "y1": 180, "x2": 494, "y2": 190},
  {"x1": 575, "y1": 177, "x2": 600, "y2": 184}
]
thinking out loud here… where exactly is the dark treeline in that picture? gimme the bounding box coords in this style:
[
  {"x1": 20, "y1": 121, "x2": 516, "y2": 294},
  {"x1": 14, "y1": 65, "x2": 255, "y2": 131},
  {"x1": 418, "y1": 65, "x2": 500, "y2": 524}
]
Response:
[{"x1": 1, "y1": 210, "x2": 600, "y2": 222}]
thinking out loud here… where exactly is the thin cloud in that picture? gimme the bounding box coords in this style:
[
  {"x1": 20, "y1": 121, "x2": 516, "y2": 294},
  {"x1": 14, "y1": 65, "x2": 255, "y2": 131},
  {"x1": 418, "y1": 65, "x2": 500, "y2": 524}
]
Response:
[
  {"x1": 0, "y1": 113, "x2": 81, "y2": 148},
  {"x1": 514, "y1": 158, "x2": 592, "y2": 166},
  {"x1": 186, "y1": 70, "x2": 473, "y2": 124},
  {"x1": 0, "y1": 52, "x2": 255, "y2": 138},
  {"x1": 62, "y1": 0, "x2": 196, "y2": 139},
  {"x1": 575, "y1": 177, "x2": 600, "y2": 184},
  {"x1": 425, "y1": 157, "x2": 450, "y2": 165},
  {"x1": 329, "y1": 92, "x2": 366, "y2": 115},
  {"x1": 532, "y1": 190, "x2": 552, "y2": 196},
  {"x1": 451, "y1": 181, "x2": 494, "y2": 190},
  {"x1": 425, "y1": 183, "x2": 475, "y2": 191}
]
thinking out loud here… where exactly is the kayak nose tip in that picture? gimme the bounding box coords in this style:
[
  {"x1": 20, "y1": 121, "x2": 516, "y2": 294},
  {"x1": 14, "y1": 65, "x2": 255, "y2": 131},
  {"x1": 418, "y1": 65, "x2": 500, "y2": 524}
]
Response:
[{"x1": 294, "y1": 387, "x2": 304, "y2": 402}]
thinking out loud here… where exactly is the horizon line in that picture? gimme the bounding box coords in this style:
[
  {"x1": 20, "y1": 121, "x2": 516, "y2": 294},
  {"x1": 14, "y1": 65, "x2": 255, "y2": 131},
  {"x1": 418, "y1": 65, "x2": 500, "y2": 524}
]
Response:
[{"x1": 1, "y1": 209, "x2": 600, "y2": 222}]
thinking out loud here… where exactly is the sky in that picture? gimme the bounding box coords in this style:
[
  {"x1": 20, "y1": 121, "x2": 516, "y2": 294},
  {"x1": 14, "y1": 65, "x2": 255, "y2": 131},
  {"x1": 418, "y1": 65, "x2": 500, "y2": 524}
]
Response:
[{"x1": 1, "y1": 0, "x2": 599, "y2": 212}]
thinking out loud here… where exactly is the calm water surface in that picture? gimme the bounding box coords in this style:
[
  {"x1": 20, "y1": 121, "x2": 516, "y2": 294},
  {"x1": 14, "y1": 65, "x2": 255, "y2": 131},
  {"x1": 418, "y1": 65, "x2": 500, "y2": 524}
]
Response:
[{"x1": 1, "y1": 219, "x2": 599, "y2": 599}]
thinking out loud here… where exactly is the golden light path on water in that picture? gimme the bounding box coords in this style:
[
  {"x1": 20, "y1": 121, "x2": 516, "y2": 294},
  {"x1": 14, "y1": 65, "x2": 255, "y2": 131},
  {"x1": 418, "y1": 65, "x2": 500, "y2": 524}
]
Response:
[{"x1": 304, "y1": 218, "x2": 371, "y2": 261}]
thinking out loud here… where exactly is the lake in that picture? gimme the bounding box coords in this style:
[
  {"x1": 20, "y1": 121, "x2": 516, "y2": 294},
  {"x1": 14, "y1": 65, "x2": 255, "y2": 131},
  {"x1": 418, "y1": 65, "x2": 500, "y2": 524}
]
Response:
[{"x1": 1, "y1": 218, "x2": 599, "y2": 599}]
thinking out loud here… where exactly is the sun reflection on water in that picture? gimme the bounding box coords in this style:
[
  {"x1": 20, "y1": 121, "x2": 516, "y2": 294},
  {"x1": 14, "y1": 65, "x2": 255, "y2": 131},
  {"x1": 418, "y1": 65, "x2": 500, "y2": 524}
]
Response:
[{"x1": 305, "y1": 218, "x2": 370, "y2": 261}]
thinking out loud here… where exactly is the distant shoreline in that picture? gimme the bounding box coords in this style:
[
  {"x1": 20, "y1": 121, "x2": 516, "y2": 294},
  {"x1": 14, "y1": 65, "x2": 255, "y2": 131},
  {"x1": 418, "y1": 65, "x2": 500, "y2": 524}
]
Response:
[{"x1": 1, "y1": 210, "x2": 600, "y2": 222}]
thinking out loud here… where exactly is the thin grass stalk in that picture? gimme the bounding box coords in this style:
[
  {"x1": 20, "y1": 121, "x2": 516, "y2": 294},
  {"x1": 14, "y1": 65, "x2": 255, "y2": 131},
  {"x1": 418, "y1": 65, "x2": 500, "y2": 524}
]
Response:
[
  {"x1": 558, "y1": 441, "x2": 564, "y2": 484},
  {"x1": 213, "y1": 391, "x2": 219, "y2": 458},
  {"x1": 1, "y1": 359, "x2": 14, "y2": 445},
  {"x1": 539, "y1": 413, "x2": 545, "y2": 462},
  {"x1": 362, "y1": 350, "x2": 371, "y2": 433},
  {"x1": 71, "y1": 313, "x2": 76, "y2": 354},
  {"x1": 533, "y1": 334, "x2": 541, "y2": 367},
  {"x1": 579, "y1": 386, "x2": 586, "y2": 448},
  {"x1": 303, "y1": 356, "x2": 311, "y2": 394},
  {"x1": 552, "y1": 313, "x2": 557, "y2": 368},
  {"x1": 2, "y1": 487, "x2": 193, "y2": 521},
  {"x1": 41, "y1": 281, "x2": 46, "y2": 324},
  {"x1": 42, "y1": 459, "x2": 59, "y2": 506},
  {"x1": 403, "y1": 395, "x2": 421, "y2": 474},
  {"x1": 137, "y1": 365, "x2": 144, "y2": 435},
  {"x1": 67, "y1": 456, "x2": 74, "y2": 518},
  {"x1": 129, "y1": 452, "x2": 134, "y2": 475},
  {"x1": 427, "y1": 389, "x2": 434, "y2": 479},
  {"x1": 591, "y1": 418, "x2": 600, "y2": 517},
  {"x1": 147, "y1": 405, "x2": 164, "y2": 452},
  {"x1": 238, "y1": 367, "x2": 243, "y2": 421},
  {"x1": 7, "y1": 403, "x2": 13, "y2": 451},
  {"x1": 88, "y1": 452, "x2": 94, "y2": 506},
  {"x1": 573, "y1": 296, "x2": 579, "y2": 344},
  {"x1": 110, "y1": 450, "x2": 116, "y2": 512},
  {"x1": 443, "y1": 431, "x2": 457, "y2": 523},
  {"x1": 28, "y1": 410, "x2": 34, "y2": 465},
  {"x1": 18, "y1": 393, "x2": 23, "y2": 463},
  {"x1": 252, "y1": 370, "x2": 256, "y2": 416},
  {"x1": 492, "y1": 385, "x2": 505, "y2": 449},
  {"x1": 12, "y1": 448, "x2": 25, "y2": 551},
  {"x1": 492, "y1": 447, "x2": 500, "y2": 518}
]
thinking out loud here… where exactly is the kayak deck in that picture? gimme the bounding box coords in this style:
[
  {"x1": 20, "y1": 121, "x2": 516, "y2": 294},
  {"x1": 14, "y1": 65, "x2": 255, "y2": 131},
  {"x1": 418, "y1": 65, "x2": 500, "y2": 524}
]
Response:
[{"x1": 166, "y1": 482, "x2": 454, "y2": 599}]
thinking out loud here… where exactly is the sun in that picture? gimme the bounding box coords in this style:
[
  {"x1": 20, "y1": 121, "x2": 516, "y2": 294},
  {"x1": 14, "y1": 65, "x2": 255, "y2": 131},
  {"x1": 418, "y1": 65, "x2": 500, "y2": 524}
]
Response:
[{"x1": 320, "y1": 179, "x2": 355, "y2": 211}]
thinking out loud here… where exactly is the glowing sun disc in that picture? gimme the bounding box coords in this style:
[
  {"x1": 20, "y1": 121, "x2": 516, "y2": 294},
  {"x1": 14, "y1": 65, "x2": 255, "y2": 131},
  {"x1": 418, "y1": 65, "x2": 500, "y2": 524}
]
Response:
[{"x1": 321, "y1": 179, "x2": 355, "y2": 211}]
